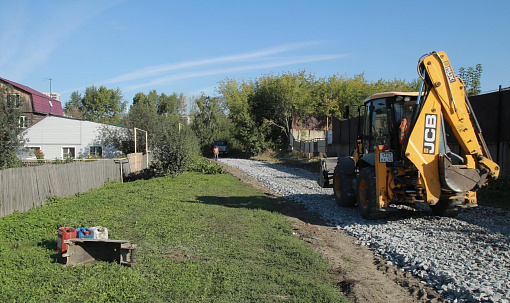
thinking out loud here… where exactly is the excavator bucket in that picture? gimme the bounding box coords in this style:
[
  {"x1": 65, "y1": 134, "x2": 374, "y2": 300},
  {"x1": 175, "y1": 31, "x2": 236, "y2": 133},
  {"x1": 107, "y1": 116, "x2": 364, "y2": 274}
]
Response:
[{"x1": 440, "y1": 155, "x2": 481, "y2": 192}]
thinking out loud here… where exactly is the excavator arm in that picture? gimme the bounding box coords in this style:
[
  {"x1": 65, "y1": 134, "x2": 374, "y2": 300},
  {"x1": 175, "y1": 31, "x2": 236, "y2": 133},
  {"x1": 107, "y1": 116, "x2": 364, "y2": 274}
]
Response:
[{"x1": 405, "y1": 51, "x2": 499, "y2": 204}]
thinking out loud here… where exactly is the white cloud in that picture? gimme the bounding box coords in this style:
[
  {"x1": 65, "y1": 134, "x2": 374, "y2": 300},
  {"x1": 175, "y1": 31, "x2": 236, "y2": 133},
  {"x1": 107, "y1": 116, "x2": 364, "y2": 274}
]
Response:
[
  {"x1": 61, "y1": 41, "x2": 346, "y2": 99},
  {"x1": 102, "y1": 41, "x2": 326, "y2": 85},
  {"x1": 121, "y1": 53, "x2": 346, "y2": 92}
]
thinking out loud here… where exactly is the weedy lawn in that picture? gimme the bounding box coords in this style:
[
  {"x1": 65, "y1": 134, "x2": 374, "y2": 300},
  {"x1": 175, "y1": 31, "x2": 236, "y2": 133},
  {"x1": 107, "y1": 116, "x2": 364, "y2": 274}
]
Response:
[{"x1": 0, "y1": 172, "x2": 347, "y2": 302}]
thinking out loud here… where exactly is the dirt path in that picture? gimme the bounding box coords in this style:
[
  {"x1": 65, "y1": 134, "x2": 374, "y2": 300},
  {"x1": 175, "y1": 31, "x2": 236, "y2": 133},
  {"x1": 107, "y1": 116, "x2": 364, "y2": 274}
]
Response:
[{"x1": 219, "y1": 162, "x2": 445, "y2": 303}]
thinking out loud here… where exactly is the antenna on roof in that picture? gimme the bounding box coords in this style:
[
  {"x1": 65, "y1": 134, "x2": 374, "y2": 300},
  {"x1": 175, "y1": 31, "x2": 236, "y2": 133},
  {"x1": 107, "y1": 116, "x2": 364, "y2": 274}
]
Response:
[
  {"x1": 44, "y1": 78, "x2": 52, "y2": 99},
  {"x1": 44, "y1": 78, "x2": 53, "y2": 114}
]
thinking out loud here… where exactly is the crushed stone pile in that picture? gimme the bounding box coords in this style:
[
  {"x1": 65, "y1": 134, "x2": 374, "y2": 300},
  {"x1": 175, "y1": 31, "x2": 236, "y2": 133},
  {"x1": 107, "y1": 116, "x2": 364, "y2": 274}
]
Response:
[{"x1": 219, "y1": 158, "x2": 510, "y2": 303}]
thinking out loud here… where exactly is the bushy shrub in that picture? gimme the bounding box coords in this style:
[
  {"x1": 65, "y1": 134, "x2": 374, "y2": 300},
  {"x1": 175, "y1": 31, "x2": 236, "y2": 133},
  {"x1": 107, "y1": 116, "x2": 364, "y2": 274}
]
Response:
[
  {"x1": 151, "y1": 118, "x2": 200, "y2": 176},
  {"x1": 187, "y1": 156, "x2": 224, "y2": 174},
  {"x1": 1, "y1": 152, "x2": 21, "y2": 169}
]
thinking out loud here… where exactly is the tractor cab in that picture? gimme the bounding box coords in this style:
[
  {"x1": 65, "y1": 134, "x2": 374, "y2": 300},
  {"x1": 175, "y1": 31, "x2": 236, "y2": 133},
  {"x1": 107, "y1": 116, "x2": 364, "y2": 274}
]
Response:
[{"x1": 359, "y1": 92, "x2": 419, "y2": 161}]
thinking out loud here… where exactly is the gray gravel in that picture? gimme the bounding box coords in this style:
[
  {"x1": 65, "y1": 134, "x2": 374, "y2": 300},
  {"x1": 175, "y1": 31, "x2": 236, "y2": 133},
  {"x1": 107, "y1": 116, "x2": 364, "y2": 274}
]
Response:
[{"x1": 219, "y1": 158, "x2": 510, "y2": 303}]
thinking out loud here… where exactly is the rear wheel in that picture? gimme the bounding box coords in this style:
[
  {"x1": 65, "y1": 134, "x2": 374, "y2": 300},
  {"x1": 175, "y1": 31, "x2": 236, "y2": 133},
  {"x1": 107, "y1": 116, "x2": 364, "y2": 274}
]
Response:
[
  {"x1": 430, "y1": 199, "x2": 460, "y2": 217},
  {"x1": 333, "y1": 164, "x2": 356, "y2": 207},
  {"x1": 357, "y1": 167, "x2": 386, "y2": 219}
]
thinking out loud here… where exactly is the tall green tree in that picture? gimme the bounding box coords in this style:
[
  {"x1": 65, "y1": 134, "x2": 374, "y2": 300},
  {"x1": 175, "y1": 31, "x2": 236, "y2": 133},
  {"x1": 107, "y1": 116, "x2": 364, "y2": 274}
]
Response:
[
  {"x1": 127, "y1": 92, "x2": 160, "y2": 152},
  {"x1": 218, "y1": 78, "x2": 265, "y2": 155},
  {"x1": 156, "y1": 92, "x2": 176, "y2": 115},
  {"x1": 130, "y1": 91, "x2": 198, "y2": 175},
  {"x1": 65, "y1": 86, "x2": 126, "y2": 123},
  {"x1": 0, "y1": 85, "x2": 25, "y2": 168},
  {"x1": 218, "y1": 71, "x2": 419, "y2": 155},
  {"x1": 176, "y1": 93, "x2": 187, "y2": 115},
  {"x1": 63, "y1": 91, "x2": 84, "y2": 119},
  {"x1": 250, "y1": 72, "x2": 313, "y2": 147},
  {"x1": 100, "y1": 90, "x2": 199, "y2": 175},
  {"x1": 191, "y1": 94, "x2": 232, "y2": 153},
  {"x1": 458, "y1": 64, "x2": 483, "y2": 96}
]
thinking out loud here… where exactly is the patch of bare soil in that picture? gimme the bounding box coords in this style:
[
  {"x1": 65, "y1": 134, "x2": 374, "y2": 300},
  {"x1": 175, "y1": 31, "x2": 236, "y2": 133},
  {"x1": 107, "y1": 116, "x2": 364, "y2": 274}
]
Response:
[{"x1": 218, "y1": 162, "x2": 446, "y2": 303}]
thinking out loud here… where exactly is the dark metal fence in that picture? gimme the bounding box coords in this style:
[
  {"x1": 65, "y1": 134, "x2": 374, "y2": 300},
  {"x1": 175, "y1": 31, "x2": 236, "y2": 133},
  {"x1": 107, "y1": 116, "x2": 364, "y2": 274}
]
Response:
[{"x1": 329, "y1": 89, "x2": 510, "y2": 176}]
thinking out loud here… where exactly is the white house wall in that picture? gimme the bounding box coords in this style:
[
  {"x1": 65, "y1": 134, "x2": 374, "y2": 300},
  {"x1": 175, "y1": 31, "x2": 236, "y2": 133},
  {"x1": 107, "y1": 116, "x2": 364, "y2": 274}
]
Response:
[{"x1": 22, "y1": 116, "x2": 124, "y2": 159}]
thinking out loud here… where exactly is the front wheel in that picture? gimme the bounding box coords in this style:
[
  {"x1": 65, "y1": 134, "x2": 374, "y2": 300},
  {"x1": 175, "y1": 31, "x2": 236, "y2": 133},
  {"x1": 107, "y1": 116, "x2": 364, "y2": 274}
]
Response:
[
  {"x1": 357, "y1": 167, "x2": 387, "y2": 220},
  {"x1": 333, "y1": 164, "x2": 356, "y2": 207}
]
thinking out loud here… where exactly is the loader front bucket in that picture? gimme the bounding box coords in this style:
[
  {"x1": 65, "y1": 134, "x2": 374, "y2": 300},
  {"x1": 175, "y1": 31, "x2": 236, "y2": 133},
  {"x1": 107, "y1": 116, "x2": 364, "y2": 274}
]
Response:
[{"x1": 318, "y1": 157, "x2": 337, "y2": 188}]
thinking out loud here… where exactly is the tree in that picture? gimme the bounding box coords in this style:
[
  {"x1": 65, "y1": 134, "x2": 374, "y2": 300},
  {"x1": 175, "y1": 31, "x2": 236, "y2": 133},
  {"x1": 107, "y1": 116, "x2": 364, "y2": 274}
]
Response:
[
  {"x1": 100, "y1": 90, "x2": 199, "y2": 175},
  {"x1": 250, "y1": 72, "x2": 314, "y2": 148},
  {"x1": 127, "y1": 92, "x2": 160, "y2": 152},
  {"x1": 176, "y1": 93, "x2": 187, "y2": 115},
  {"x1": 218, "y1": 78, "x2": 265, "y2": 156},
  {"x1": 191, "y1": 94, "x2": 232, "y2": 153},
  {"x1": 64, "y1": 86, "x2": 127, "y2": 123},
  {"x1": 458, "y1": 64, "x2": 482, "y2": 96},
  {"x1": 63, "y1": 91, "x2": 84, "y2": 119},
  {"x1": 0, "y1": 85, "x2": 25, "y2": 168},
  {"x1": 218, "y1": 71, "x2": 419, "y2": 156},
  {"x1": 156, "y1": 92, "x2": 177, "y2": 115}
]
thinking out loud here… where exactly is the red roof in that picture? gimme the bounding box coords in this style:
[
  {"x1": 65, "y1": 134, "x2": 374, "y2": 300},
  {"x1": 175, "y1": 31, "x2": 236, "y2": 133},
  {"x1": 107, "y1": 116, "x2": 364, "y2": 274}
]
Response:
[{"x1": 0, "y1": 77, "x2": 64, "y2": 116}]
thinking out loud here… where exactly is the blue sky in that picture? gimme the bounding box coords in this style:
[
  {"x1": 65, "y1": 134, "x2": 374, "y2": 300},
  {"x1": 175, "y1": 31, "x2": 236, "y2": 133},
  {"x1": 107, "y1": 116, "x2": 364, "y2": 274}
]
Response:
[{"x1": 1, "y1": 0, "x2": 509, "y2": 110}]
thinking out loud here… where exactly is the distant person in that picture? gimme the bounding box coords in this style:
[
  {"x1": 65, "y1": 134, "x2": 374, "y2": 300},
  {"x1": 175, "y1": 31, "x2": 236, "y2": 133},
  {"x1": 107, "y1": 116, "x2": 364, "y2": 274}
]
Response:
[{"x1": 213, "y1": 146, "x2": 219, "y2": 160}]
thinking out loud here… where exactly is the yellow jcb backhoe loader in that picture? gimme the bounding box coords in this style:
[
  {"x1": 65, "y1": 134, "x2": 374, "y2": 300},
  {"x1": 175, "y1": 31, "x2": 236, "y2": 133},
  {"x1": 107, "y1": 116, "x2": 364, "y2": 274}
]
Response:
[{"x1": 318, "y1": 51, "x2": 499, "y2": 219}]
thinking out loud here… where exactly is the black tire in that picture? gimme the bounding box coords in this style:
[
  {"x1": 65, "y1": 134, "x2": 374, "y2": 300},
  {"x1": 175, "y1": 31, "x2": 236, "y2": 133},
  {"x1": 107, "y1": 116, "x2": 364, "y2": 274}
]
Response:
[
  {"x1": 357, "y1": 167, "x2": 387, "y2": 219},
  {"x1": 333, "y1": 164, "x2": 356, "y2": 207},
  {"x1": 430, "y1": 199, "x2": 460, "y2": 217}
]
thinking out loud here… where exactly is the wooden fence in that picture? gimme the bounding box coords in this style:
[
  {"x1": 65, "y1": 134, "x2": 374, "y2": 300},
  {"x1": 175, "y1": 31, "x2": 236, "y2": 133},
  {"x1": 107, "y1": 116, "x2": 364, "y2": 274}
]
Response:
[
  {"x1": 0, "y1": 160, "x2": 121, "y2": 218},
  {"x1": 1, "y1": 152, "x2": 152, "y2": 218},
  {"x1": 0, "y1": 159, "x2": 135, "y2": 218}
]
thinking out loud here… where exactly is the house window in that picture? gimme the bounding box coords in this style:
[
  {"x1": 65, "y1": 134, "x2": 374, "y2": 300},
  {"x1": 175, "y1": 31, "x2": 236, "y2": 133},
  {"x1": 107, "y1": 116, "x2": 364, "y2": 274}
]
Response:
[
  {"x1": 7, "y1": 94, "x2": 21, "y2": 108},
  {"x1": 90, "y1": 146, "x2": 103, "y2": 157},
  {"x1": 62, "y1": 147, "x2": 76, "y2": 159},
  {"x1": 19, "y1": 116, "x2": 28, "y2": 128}
]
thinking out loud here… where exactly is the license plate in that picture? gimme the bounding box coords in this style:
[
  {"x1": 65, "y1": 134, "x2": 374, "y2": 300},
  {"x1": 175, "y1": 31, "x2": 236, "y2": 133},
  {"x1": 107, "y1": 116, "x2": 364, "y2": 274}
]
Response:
[{"x1": 379, "y1": 152, "x2": 393, "y2": 163}]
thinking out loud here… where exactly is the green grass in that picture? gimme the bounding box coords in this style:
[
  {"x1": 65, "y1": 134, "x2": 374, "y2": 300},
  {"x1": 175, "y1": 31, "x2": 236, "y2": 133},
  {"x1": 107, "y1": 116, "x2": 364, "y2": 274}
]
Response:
[{"x1": 0, "y1": 172, "x2": 347, "y2": 302}]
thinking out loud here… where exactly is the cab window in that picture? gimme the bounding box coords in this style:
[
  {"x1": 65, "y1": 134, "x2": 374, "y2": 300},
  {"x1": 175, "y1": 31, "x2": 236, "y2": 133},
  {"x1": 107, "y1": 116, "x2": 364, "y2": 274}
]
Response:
[{"x1": 364, "y1": 98, "x2": 391, "y2": 152}]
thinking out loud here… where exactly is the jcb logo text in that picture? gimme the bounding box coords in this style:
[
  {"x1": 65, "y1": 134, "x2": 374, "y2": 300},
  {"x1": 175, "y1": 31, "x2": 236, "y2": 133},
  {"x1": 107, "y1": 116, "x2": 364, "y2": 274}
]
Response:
[{"x1": 423, "y1": 114, "x2": 437, "y2": 154}]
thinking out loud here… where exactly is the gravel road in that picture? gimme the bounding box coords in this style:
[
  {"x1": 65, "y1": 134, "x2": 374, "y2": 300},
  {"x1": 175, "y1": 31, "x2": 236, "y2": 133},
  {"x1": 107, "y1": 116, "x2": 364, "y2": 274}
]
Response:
[{"x1": 219, "y1": 158, "x2": 510, "y2": 303}]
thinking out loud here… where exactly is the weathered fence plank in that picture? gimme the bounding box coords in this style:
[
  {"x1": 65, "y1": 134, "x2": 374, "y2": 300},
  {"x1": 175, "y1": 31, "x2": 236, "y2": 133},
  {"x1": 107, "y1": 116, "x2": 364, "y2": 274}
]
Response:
[{"x1": 0, "y1": 160, "x2": 122, "y2": 218}]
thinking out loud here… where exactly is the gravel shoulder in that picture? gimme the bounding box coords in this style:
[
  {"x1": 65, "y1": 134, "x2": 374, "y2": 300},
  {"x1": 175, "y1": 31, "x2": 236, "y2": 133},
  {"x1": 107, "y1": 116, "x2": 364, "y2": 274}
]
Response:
[{"x1": 217, "y1": 158, "x2": 510, "y2": 303}]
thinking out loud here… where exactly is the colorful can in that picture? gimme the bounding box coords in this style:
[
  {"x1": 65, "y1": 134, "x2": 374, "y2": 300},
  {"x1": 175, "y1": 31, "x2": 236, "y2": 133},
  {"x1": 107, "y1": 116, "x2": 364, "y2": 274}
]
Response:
[
  {"x1": 57, "y1": 227, "x2": 77, "y2": 254},
  {"x1": 89, "y1": 226, "x2": 108, "y2": 239},
  {"x1": 76, "y1": 227, "x2": 94, "y2": 239}
]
